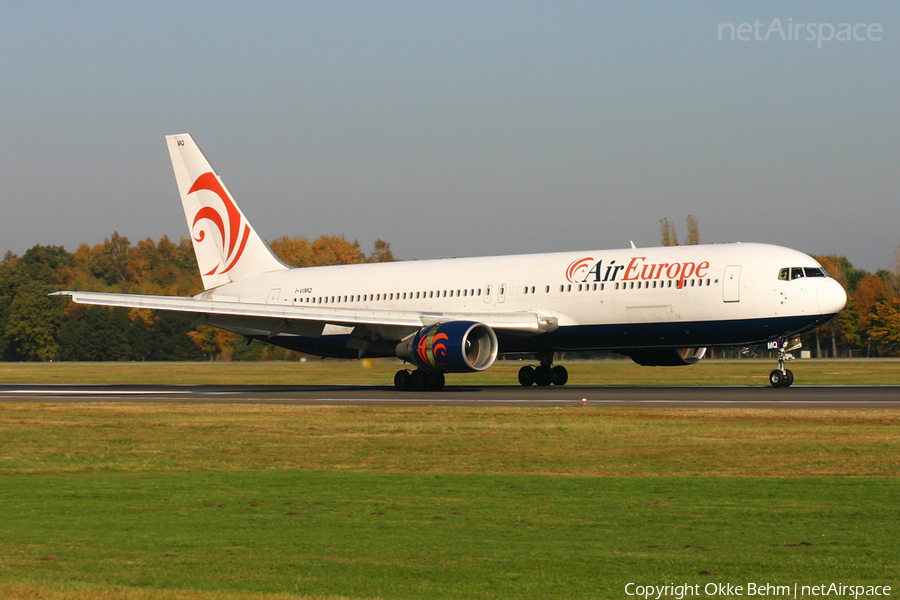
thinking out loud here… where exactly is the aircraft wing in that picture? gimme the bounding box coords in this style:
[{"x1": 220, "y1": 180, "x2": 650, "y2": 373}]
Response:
[{"x1": 50, "y1": 291, "x2": 559, "y2": 340}]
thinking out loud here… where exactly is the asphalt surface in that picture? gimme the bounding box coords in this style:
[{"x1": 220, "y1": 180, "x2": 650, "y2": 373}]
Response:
[{"x1": 0, "y1": 384, "x2": 898, "y2": 408}]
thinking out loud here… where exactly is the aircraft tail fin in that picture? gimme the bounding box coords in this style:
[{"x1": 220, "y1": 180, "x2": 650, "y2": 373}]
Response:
[{"x1": 166, "y1": 134, "x2": 287, "y2": 290}]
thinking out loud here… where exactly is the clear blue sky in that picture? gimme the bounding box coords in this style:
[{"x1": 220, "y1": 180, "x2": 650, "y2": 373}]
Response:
[{"x1": 1, "y1": 1, "x2": 897, "y2": 272}]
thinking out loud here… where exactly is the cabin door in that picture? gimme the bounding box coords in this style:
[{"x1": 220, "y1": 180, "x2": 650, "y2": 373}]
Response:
[{"x1": 723, "y1": 266, "x2": 741, "y2": 302}]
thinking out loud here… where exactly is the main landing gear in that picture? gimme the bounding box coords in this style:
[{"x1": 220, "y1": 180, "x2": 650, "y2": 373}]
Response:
[
  {"x1": 394, "y1": 369, "x2": 445, "y2": 392},
  {"x1": 768, "y1": 337, "x2": 799, "y2": 388},
  {"x1": 518, "y1": 352, "x2": 568, "y2": 387}
]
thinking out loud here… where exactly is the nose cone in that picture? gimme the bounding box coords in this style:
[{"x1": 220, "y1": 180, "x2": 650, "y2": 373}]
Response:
[{"x1": 817, "y1": 279, "x2": 847, "y2": 315}]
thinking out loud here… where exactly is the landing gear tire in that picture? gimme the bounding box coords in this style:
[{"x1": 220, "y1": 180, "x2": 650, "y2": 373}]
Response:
[
  {"x1": 551, "y1": 365, "x2": 568, "y2": 386},
  {"x1": 426, "y1": 371, "x2": 445, "y2": 391},
  {"x1": 394, "y1": 369, "x2": 412, "y2": 391},
  {"x1": 534, "y1": 365, "x2": 552, "y2": 386},
  {"x1": 518, "y1": 365, "x2": 535, "y2": 386},
  {"x1": 410, "y1": 369, "x2": 429, "y2": 391},
  {"x1": 769, "y1": 369, "x2": 794, "y2": 388},
  {"x1": 768, "y1": 370, "x2": 784, "y2": 388}
]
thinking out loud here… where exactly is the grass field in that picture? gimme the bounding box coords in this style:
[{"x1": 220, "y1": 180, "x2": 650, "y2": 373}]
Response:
[
  {"x1": 0, "y1": 362, "x2": 898, "y2": 599},
  {"x1": 0, "y1": 357, "x2": 899, "y2": 386}
]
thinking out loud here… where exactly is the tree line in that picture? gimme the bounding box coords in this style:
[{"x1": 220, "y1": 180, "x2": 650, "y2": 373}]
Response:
[
  {"x1": 1, "y1": 230, "x2": 899, "y2": 361},
  {"x1": 0, "y1": 234, "x2": 394, "y2": 362}
]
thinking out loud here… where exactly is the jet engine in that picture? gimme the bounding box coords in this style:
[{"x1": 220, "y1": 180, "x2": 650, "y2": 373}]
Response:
[
  {"x1": 620, "y1": 347, "x2": 707, "y2": 366},
  {"x1": 396, "y1": 321, "x2": 498, "y2": 373}
]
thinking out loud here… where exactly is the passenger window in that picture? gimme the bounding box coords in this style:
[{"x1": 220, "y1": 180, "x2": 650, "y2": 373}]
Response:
[{"x1": 778, "y1": 268, "x2": 790, "y2": 281}]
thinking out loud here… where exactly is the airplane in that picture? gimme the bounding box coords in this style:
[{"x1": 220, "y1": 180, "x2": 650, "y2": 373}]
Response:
[{"x1": 53, "y1": 134, "x2": 847, "y2": 390}]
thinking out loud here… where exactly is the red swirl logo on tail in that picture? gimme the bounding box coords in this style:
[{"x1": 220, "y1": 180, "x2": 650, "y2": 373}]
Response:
[
  {"x1": 189, "y1": 172, "x2": 251, "y2": 276},
  {"x1": 566, "y1": 256, "x2": 594, "y2": 283}
]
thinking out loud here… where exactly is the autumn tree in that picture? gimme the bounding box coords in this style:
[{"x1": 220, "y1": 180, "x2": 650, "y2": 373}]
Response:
[
  {"x1": 187, "y1": 325, "x2": 238, "y2": 362},
  {"x1": 659, "y1": 218, "x2": 678, "y2": 246},
  {"x1": 0, "y1": 237, "x2": 205, "y2": 362},
  {"x1": 368, "y1": 239, "x2": 395, "y2": 263},
  {"x1": 851, "y1": 275, "x2": 890, "y2": 356},
  {"x1": 685, "y1": 215, "x2": 700, "y2": 245},
  {"x1": 269, "y1": 235, "x2": 394, "y2": 267},
  {"x1": 5, "y1": 281, "x2": 64, "y2": 361},
  {"x1": 869, "y1": 298, "x2": 900, "y2": 355},
  {"x1": 0, "y1": 246, "x2": 73, "y2": 361}
]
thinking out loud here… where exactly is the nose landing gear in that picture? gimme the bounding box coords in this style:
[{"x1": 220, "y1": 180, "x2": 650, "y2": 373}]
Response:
[{"x1": 768, "y1": 337, "x2": 800, "y2": 388}]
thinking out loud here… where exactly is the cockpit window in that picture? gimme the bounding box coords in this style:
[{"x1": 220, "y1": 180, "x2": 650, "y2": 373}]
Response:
[{"x1": 780, "y1": 266, "x2": 829, "y2": 281}]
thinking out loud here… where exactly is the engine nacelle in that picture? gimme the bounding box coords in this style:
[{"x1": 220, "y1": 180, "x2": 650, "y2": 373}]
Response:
[
  {"x1": 396, "y1": 321, "x2": 498, "y2": 373},
  {"x1": 620, "y1": 347, "x2": 707, "y2": 366}
]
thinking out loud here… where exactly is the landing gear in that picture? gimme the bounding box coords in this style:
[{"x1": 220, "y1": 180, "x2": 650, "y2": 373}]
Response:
[
  {"x1": 768, "y1": 369, "x2": 793, "y2": 388},
  {"x1": 768, "y1": 338, "x2": 796, "y2": 388},
  {"x1": 394, "y1": 369, "x2": 445, "y2": 391},
  {"x1": 518, "y1": 353, "x2": 568, "y2": 387}
]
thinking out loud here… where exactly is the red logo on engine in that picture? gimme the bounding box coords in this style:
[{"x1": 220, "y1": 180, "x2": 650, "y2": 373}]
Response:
[
  {"x1": 566, "y1": 257, "x2": 594, "y2": 283},
  {"x1": 416, "y1": 327, "x2": 450, "y2": 367},
  {"x1": 189, "y1": 172, "x2": 251, "y2": 276}
]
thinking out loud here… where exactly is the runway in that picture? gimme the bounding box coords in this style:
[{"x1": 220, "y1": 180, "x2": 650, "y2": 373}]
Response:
[{"x1": 1, "y1": 384, "x2": 899, "y2": 408}]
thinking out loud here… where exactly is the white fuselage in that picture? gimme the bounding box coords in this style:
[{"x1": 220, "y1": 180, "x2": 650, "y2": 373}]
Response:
[{"x1": 199, "y1": 241, "x2": 846, "y2": 355}]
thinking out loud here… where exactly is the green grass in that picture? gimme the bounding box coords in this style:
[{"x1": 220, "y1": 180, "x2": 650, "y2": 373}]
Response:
[
  {"x1": 1, "y1": 358, "x2": 899, "y2": 386},
  {"x1": 0, "y1": 404, "x2": 898, "y2": 598},
  {"x1": 1, "y1": 471, "x2": 896, "y2": 599},
  {"x1": 1, "y1": 405, "x2": 898, "y2": 477}
]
